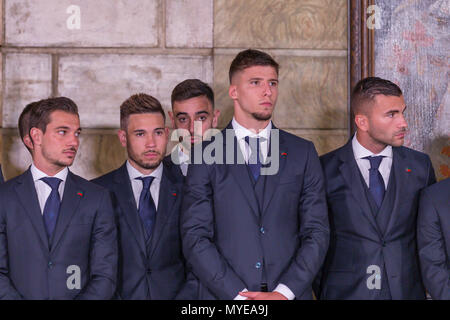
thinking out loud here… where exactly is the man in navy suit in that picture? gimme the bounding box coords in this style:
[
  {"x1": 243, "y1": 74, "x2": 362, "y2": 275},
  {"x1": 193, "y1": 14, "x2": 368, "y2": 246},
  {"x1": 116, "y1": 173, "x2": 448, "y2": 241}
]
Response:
[
  {"x1": 0, "y1": 97, "x2": 117, "y2": 299},
  {"x1": 316, "y1": 77, "x2": 436, "y2": 299},
  {"x1": 181, "y1": 49, "x2": 330, "y2": 300},
  {"x1": 166, "y1": 79, "x2": 220, "y2": 177},
  {"x1": 417, "y1": 178, "x2": 449, "y2": 300},
  {"x1": 92, "y1": 93, "x2": 196, "y2": 299}
]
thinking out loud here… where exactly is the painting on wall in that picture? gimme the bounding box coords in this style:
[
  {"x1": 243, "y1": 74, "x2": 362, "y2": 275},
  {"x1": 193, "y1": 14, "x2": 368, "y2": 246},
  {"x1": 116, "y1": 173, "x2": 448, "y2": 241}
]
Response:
[{"x1": 374, "y1": 0, "x2": 449, "y2": 180}]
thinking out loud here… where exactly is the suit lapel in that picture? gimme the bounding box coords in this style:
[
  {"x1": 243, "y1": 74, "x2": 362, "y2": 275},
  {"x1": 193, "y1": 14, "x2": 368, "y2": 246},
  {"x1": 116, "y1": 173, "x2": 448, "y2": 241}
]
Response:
[
  {"x1": 338, "y1": 141, "x2": 383, "y2": 237},
  {"x1": 50, "y1": 171, "x2": 83, "y2": 252},
  {"x1": 113, "y1": 163, "x2": 147, "y2": 255},
  {"x1": 262, "y1": 129, "x2": 287, "y2": 215},
  {"x1": 14, "y1": 169, "x2": 50, "y2": 251},
  {"x1": 224, "y1": 126, "x2": 260, "y2": 218},
  {"x1": 148, "y1": 166, "x2": 179, "y2": 259},
  {"x1": 384, "y1": 147, "x2": 410, "y2": 235}
]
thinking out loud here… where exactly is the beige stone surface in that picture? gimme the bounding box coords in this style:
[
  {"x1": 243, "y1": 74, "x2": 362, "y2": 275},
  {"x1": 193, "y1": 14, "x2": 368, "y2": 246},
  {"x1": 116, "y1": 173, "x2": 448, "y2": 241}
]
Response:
[
  {"x1": 58, "y1": 54, "x2": 213, "y2": 128},
  {"x1": 166, "y1": 0, "x2": 213, "y2": 48},
  {"x1": 5, "y1": 0, "x2": 159, "y2": 47},
  {"x1": 1, "y1": 131, "x2": 126, "y2": 181},
  {"x1": 2, "y1": 54, "x2": 52, "y2": 128},
  {"x1": 284, "y1": 129, "x2": 348, "y2": 156},
  {"x1": 214, "y1": 0, "x2": 347, "y2": 49},
  {"x1": 273, "y1": 55, "x2": 348, "y2": 129},
  {"x1": 213, "y1": 54, "x2": 348, "y2": 130}
]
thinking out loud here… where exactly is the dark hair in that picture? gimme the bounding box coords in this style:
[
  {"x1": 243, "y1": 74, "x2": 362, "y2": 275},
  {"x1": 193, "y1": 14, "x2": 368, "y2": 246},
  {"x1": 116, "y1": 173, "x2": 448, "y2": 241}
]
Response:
[
  {"x1": 120, "y1": 93, "x2": 165, "y2": 130},
  {"x1": 18, "y1": 101, "x2": 40, "y2": 141},
  {"x1": 171, "y1": 79, "x2": 214, "y2": 108},
  {"x1": 351, "y1": 77, "x2": 403, "y2": 118},
  {"x1": 29, "y1": 97, "x2": 79, "y2": 133},
  {"x1": 229, "y1": 49, "x2": 279, "y2": 83}
]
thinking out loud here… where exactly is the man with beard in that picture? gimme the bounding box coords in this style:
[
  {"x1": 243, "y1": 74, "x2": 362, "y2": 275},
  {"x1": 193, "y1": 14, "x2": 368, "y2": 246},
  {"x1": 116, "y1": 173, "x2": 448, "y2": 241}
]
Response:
[
  {"x1": 92, "y1": 93, "x2": 196, "y2": 299},
  {"x1": 315, "y1": 77, "x2": 436, "y2": 299},
  {"x1": 0, "y1": 97, "x2": 117, "y2": 299},
  {"x1": 167, "y1": 79, "x2": 220, "y2": 177},
  {"x1": 181, "y1": 49, "x2": 330, "y2": 300}
]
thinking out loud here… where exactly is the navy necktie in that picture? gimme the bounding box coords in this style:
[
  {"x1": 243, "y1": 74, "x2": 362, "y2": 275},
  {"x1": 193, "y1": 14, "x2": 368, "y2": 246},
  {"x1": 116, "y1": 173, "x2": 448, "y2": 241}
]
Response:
[
  {"x1": 136, "y1": 176, "x2": 157, "y2": 240},
  {"x1": 245, "y1": 136, "x2": 264, "y2": 182},
  {"x1": 41, "y1": 177, "x2": 62, "y2": 240},
  {"x1": 364, "y1": 156, "x2": 386, "y2": 208}
]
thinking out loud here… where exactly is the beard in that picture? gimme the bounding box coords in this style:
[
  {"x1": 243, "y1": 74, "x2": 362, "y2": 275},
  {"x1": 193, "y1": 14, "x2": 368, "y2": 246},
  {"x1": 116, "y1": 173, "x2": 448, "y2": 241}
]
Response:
[
  {"x1": 128, "y1": 149, "x2": 163, "y2": 170},
  {"x1": 251, "y1": 111, "x2": 272, "y2": 121}
]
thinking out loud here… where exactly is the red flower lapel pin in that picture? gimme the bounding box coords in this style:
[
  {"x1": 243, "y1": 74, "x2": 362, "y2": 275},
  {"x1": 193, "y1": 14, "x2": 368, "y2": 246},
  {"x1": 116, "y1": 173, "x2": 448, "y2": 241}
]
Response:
[
  {"x1": 77, "y1": 191, "x2": 84, "y2": 197},
  {"x1": 281, "y1": 152, "x2": 287, "y2": 156},
  {"x1": 405, "y1": 167, "x2": 412, "y2": 173}
]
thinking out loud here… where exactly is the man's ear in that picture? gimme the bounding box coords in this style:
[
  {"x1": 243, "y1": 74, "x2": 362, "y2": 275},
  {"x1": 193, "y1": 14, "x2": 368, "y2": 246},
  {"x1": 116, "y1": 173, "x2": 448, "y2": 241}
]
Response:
[
  {"x1": 118, "y1": 129, "x2": 127, "y2": 148},
  {"x1": 229, "y1": 84, "x2": 238, "y2": 100},
  {"x1": 23, "y1": 135, "x2": 33, "y2": 150},
  {"x1": 354, "y1": 114, "x2": 369, "y2": 132},
  {"x1": 212, "y1": 109, "x2": 221, "y2": 128},
  {"x1": 168, "y1": 110, "x2": 176, "y2": 129},
  {"x1": 29, "y1": 127, "x2": 43, "y2": 146}
]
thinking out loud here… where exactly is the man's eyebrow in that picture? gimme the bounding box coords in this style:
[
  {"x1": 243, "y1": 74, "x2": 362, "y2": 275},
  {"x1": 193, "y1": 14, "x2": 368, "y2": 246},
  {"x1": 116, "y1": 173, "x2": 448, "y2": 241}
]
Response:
[
  {"x1": 195, "y1": 110, "x2": 209, "y2": 115},
  {"x1": 175, "y1": 112, "x2": 188, "y2": 117}
]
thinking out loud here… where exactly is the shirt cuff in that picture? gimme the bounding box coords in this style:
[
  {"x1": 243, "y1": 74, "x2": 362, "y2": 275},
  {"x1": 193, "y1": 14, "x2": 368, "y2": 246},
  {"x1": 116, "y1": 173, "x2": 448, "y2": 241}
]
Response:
[
  {"x1": 274, "y1": 284, "x2": 295, "y2": 300},
  {"x1": 234, "y1": 288, "x2": 248, "y2": 300}
]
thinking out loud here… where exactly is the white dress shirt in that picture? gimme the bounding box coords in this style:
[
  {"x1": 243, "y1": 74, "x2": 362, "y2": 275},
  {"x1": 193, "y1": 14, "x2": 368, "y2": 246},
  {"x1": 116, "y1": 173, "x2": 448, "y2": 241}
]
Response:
[
  {"x1": 232, "y1": 117, "x2": 271, "y2": 164},
  {"x1": 231, "y1": 118, "x2": 295, "y2": 301},
  {"x1": 126, "y1": 160, "x2": 163, "y2": 210},
  {"x1": 30, "y1": 164, "x2": 68, "y2": 214},
  {"x1": 177, "y1": 146, "x2": 190, "y2": 177},
  {"x1": 352, "y1": 134, "x2": 393, "y2": 189}
]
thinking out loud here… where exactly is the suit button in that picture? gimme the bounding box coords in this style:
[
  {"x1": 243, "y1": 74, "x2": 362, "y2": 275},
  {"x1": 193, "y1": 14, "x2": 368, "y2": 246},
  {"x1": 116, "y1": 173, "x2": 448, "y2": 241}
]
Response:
[
  {"x1": 48, "y1": 261, "x2": 53, "y2": 269},
  {"x1": 255, "y1": 262, "x2": 261, "y2": 269},
  {"x1": 260, "y1": 227, "x2": 265, "y2": 234},
  {"x1": 147, "y1": 268, "x2": 152, "y2": 274}
]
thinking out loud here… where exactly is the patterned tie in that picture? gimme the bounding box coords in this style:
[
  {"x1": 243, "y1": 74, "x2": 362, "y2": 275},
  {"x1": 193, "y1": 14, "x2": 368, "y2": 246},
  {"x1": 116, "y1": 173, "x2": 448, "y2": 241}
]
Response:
[
  {"x1": 40, "y1": 177, "x2": 62, "y2": 240},
  {"x1": 136, "y1": 176, "x2": 157, "y2": 240},
  {"x1": 245, "y1": 136, "x2": 264, "y2": 182},
  {"x1": 364, "y1": 156, "x2": 386, "y2": 208}
]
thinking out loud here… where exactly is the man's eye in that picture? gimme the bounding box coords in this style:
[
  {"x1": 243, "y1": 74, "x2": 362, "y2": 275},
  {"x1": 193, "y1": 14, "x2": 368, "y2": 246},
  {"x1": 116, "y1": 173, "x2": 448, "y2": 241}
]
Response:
[
  {"x1": 178, "y1": 117, "x2": 187, "y2": 123},
  {"x1": 250, "y1": 80, "x2": 259, "y2": 85},
  {"x1": 155, "y1": 131, "x2": 163, "y2": 136},
  {"x1": 75, "y1": 131, "x2": 81, "y2": 137},
  {"x1": 58, "y1": 130, "x2": 66, "y2": 135},
  {"x1": 136, "y1": 132, "x2": 144, "y2": 137},
  {"x1": 269, "y1": 81, "x2": 278, "y2": 87},
  {"x1": 198, "y1": 116, "x2": 207, "y2": 121}
]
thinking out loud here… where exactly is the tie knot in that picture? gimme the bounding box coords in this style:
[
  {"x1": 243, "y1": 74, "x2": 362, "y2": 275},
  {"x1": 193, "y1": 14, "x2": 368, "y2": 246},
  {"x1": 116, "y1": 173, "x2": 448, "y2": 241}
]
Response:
[
  {"x1": 40, "y1": 177, "x2": 62, "y2": 190},
  {"x1": 364, "y1": 156, "x2": 385, "y2": 170},
  {"x1": 245, "y1": 136, "x2": 265, "y2": 150},
  {"x1": 136, "y1": 176, "x2": 155, "y2": 191}
]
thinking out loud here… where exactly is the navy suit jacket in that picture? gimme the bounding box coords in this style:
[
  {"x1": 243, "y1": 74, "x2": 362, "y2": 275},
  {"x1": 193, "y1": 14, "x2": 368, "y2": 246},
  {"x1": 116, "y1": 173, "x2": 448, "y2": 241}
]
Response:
[
  {"x1": 181, "y1": 123, "x2": 330, "y2": 299},
  {"x1": 0, "y1": 169, "x2": 118, "y2": 300},
  {"x1": 92, "y1": 161, "x2": 197, "y2": 300},
  {"x1": 417, "y1": 178, "x2": 450, "y2": 300},
  {"x1": 317, "y1": 140, "x2": 436, "y2": 299}
]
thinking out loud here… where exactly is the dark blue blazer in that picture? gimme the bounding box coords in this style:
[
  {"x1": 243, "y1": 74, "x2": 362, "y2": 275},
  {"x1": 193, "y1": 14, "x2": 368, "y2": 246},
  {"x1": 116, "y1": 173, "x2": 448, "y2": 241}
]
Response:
[
  {"x1": 317, "y1": 140, "x2": 436, "y2": 299},
  {"x1": 92, "y1": 161, "x2": 197, "y2": 300},
  {"x1": 417, "y1": 178, "x2": 450, "y2": 300},
  {"x1": 0, "y1": 169, "x2": 118, "y2": 300},
  {"x1": 181, "y1": 123, "x2": 330, "y2": 299}
]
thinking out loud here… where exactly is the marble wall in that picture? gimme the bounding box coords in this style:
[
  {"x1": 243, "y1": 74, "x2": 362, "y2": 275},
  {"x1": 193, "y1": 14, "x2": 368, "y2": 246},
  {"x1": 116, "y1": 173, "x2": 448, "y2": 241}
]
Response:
[{"x1": 1, "y1": 0, "x2": 348, "y2": 179}]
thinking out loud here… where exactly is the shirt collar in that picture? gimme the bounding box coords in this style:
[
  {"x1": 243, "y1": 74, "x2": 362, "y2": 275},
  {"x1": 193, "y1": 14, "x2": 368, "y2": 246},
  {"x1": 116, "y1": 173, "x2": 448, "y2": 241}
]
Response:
[
  {"x1": 352, "y1": 134, "x2": 393, "y2": 160},
  {"x1": 231, "y1": 117, "x2": 272, "y2": 141},
  {"x1": 30, "y1": 163, "x2": 68, "y2": 182},
  {"x1": 126, "y1": 160, "x2": 163, "y2": 182},
  {"x1": 177, "y1": 145, "x2": 190, "y2": 164}
]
